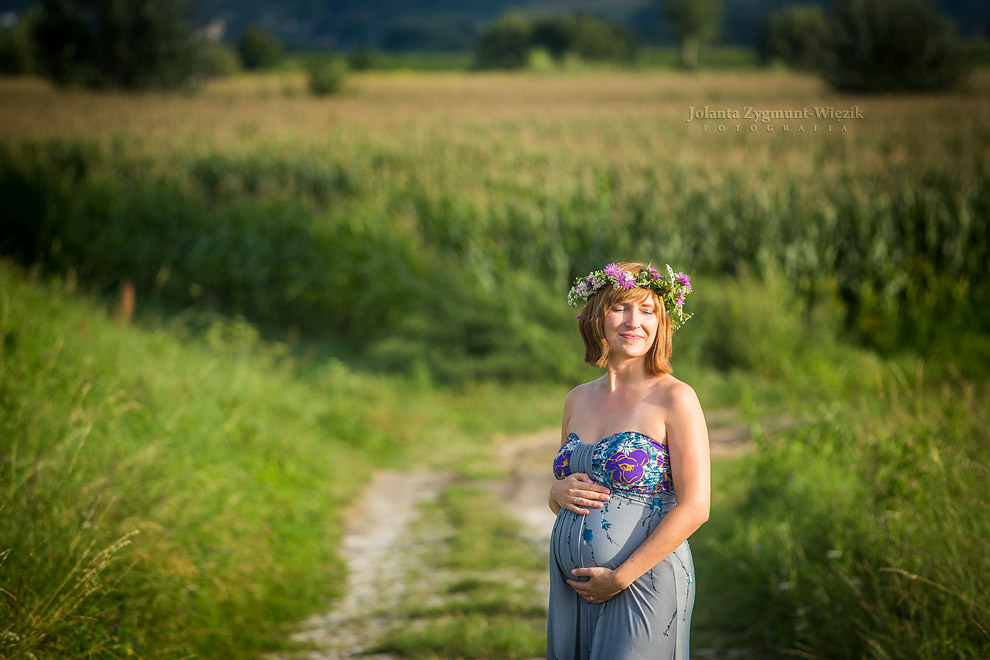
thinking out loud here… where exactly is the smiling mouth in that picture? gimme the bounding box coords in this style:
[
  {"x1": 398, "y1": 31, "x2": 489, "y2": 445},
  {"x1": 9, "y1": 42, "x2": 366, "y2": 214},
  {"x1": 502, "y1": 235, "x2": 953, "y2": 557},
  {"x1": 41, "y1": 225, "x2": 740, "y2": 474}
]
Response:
[{"x1": 620, "y1": 334, "x2": 644, "y2": 340}]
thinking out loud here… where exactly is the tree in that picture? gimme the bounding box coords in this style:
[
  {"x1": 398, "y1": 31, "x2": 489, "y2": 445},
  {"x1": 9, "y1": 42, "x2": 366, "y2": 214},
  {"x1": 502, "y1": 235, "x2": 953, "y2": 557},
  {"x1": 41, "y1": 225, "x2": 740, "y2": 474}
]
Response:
[
  {"x1": 0, "y1": 10, "x2": 39, "y2": 75},
  {"x1": 237, "y1": 25, "x2": 282, "y2": 70},
  {"x1": 474, "y1": 12, "x2": 637, "y2": 70},
  {"x1": 30, "y1": 0, "x2": 197, "y2": 90},
  {"x1": 474, "y1": 12, "x2": 531, "y2": 70},
  {"x1": 569, "y1": 13, "x2": 637, "y2": 62},
  {"x1": 760, "y1": 5, "x2": 830, "y2": 70},
  {"x1": 823, "y1": 0, "x2": 966, "y2": 92},
  {"x1": 663, "y1": 0, "x2": 723, "y2": 70}
]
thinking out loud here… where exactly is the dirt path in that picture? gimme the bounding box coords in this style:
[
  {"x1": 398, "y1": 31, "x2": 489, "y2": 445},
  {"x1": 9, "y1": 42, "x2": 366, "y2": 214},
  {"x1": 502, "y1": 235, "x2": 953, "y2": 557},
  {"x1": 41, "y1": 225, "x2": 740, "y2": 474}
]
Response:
[
  {"x1": 287, "y1": 471, "x2": 450, "y2": 660},
  {"x1": 286, "y1": 408, "x2": 771, "y2": 658}
]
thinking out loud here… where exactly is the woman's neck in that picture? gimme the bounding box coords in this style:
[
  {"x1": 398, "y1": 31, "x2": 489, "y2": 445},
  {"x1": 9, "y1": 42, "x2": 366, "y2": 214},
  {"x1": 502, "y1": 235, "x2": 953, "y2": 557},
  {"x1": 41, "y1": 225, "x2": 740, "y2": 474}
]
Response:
[{"x1": 604, "y1": 358, "x2": 651, "y2": 392}]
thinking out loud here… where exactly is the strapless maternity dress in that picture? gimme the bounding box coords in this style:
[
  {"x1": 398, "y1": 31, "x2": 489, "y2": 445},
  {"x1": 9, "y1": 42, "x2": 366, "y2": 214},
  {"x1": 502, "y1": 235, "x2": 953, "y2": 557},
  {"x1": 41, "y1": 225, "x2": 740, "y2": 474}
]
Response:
[{"x1": 548, "y1": 432, "x2": 694, "y2": 660}]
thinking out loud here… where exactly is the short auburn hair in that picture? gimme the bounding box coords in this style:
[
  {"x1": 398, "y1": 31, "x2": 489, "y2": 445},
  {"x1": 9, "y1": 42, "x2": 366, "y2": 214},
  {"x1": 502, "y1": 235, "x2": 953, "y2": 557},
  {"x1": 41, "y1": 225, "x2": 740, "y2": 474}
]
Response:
[{"x1": 576, "y1": 261, "x2": 673, "y2": 376}]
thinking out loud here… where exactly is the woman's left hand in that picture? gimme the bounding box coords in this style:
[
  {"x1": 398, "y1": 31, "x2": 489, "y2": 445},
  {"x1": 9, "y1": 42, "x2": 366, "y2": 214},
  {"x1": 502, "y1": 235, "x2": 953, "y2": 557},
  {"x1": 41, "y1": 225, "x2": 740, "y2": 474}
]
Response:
[{"x1": 566, "y1": 566, "x2": 626, "y2": 603}]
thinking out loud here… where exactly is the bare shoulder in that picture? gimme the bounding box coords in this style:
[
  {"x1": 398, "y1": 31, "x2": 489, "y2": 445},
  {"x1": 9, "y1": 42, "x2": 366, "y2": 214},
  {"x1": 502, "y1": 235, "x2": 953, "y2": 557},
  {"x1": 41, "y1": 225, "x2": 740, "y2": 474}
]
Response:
[
  {"x1": 652, "y1": 375, "x2": 700, "y2": 407},
  {"x1": 653, "y1": 376, "x2": 707, "y2": 455},
  {"x1": 564, "y1": 378, "x2": 603, "y2": 408}
]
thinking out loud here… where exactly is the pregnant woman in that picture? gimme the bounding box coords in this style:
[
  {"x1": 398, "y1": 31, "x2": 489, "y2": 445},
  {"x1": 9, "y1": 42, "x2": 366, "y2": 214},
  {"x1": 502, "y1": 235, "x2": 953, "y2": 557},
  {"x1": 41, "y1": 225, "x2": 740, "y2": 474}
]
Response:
[{"x1": 547, "y1": 262, "x2": 710, "y2": 660}]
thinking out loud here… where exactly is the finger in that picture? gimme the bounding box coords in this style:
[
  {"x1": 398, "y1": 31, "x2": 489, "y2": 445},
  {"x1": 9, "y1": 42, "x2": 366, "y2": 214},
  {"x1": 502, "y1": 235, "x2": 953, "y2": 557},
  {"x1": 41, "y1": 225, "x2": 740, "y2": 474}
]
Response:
[
  {"x1": 564, "y1": 501, "x2": 591, "y2": 515},
  {"x1": 565, "y1": 580, "x2": 602, "y2": 603},
  {"x1": 565, "y1": 579, "x2": 590, "y2": 593},
  {"x1": 569, "y1": 477, "x2": 610, "y2": 496},
  {"x1": 569, "y1": 496, "x2": 603, "y2": 510},
  {"x1": 575, "y1": 490, "x2": 609, "y2": 502}
]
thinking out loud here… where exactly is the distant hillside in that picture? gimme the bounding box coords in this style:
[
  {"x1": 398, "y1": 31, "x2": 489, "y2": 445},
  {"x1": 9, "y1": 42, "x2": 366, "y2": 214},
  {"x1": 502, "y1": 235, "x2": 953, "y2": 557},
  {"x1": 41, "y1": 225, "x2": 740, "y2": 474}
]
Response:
[{"x1": 0, "y1": 0, "x2": 986, "y2": 51}]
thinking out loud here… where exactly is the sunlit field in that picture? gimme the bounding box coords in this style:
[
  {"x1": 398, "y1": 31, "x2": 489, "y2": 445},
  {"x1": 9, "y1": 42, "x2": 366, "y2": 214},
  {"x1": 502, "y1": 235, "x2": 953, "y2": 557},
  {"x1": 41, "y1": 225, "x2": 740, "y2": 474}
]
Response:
[
  {"x1": 1, "y1": 69, "x2": 988, "y2": 659},
  {"x1": 3, "y1": 70, "x2": 987, "y2": 173}
]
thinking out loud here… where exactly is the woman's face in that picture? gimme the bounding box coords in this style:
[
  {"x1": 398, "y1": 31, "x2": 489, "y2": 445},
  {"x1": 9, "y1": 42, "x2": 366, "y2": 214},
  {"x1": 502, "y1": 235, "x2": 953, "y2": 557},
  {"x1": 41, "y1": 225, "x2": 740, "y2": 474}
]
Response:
[{"x1": 602, "y1": 289, "x2": 660, "y2": 361}]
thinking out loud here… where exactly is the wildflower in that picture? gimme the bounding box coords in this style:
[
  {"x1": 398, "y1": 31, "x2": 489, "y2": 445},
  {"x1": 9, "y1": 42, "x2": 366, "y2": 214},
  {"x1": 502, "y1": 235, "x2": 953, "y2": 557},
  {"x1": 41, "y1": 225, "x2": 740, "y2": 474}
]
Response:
[{"x1": 602, "y1": 263, "x2": 623, "y2": 279}]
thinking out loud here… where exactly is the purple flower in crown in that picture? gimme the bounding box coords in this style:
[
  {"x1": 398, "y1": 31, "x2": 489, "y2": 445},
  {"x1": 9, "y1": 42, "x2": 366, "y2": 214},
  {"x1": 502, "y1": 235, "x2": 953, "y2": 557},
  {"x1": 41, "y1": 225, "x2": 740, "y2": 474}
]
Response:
[
  {"x1": 553, "y1": 451, "x2": 572, "y2": 479},
  {"x1": 605, "y1": 449, "x2": 650, "y2": 485},
  {"x1": 603, "y1": 263, "x2": 637, "y2": 290},
  {"x1": 675, "y1": 291, "x2": 685, "y2": 307},
  {"x1": 676, "y1": 272, "x2": 692, "y2": 291},
  {"x1": 602, "y1": 263, "x2": 623, "y2": 280}
]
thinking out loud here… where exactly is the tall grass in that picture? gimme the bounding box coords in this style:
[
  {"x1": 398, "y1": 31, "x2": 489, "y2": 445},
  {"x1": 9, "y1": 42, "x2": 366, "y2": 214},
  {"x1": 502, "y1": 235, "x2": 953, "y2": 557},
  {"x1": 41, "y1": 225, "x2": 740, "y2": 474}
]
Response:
[
  {"x1": 1, "y1": 72, "x2": 988, "y2": 380},
  {"x1": 692, "y1": 369, "x2": 990, "y2": 658},
  {"x1": 0, "y1": 262, "x2": 563, "y2": 658}
]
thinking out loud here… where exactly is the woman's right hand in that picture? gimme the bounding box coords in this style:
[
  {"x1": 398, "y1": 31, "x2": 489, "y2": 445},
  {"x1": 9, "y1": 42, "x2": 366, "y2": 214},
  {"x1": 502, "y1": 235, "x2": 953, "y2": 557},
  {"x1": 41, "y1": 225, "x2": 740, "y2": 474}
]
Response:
[{"x1": 549, "y1": 473, "x2": 611, "y2": 515}]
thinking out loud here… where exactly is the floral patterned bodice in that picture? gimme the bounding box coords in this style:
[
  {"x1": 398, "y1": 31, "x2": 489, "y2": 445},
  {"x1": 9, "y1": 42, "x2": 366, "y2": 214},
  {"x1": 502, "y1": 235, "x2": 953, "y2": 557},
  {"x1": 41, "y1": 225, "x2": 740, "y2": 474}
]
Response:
[{"x1": 553, "y1": 431, "x2": 674, "y2": 495}]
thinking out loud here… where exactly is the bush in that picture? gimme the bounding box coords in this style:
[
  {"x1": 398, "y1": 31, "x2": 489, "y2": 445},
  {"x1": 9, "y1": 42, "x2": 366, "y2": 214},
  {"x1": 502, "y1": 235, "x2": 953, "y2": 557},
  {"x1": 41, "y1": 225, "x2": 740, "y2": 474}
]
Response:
[
  {"x1": 237, "y1": 25, "x2": 282, "y2": 71},
  {"x1": 822, "y1": 0, "x2": 966, "y2": 92},
  {"x1": 306, "y1": 56, "x2": 347, "y2": 96},
  {"x1": 196, "y1": 41, "x2": 241, "y2": 78}
]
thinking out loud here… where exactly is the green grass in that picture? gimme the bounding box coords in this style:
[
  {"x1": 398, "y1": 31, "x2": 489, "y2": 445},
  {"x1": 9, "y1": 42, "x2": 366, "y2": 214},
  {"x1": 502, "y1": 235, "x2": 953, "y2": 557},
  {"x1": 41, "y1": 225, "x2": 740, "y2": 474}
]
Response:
[
  {"x1": 691, "y1": 371, "x2": 990, "y2": 658},
  {"x1": 0, "y1": 262, "x2": 561, "y2": 659}
]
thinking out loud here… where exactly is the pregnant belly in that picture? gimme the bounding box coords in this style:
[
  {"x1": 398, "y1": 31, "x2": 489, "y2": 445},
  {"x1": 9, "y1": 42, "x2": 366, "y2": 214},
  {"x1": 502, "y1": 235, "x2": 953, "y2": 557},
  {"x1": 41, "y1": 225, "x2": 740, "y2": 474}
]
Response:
[{"x1": 550, "y1": 496, "x2": 665, "y2": 578}]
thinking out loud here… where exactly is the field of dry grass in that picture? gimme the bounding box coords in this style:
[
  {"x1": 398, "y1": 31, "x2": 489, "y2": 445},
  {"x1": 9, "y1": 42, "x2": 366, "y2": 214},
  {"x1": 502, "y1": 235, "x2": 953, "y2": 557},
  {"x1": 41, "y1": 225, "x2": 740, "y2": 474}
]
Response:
[{"x1": 3, "y1": 71, "x2": 987, "y2": 174}]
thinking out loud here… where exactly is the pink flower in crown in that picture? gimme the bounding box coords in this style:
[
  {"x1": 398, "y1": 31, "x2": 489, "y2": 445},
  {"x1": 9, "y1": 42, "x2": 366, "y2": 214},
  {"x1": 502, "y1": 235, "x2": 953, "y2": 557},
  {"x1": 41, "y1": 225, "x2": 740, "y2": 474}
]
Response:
[{"x1": 676, "y1": 272, "x2": 692, "y2": 291}]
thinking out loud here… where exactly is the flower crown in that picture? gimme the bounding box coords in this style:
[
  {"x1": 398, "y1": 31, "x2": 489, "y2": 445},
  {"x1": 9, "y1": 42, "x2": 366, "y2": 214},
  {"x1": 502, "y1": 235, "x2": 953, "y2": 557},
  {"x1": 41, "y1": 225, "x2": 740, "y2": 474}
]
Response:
[{"x1": 567, "y1": 263, "x2": 694, "y2": 330}]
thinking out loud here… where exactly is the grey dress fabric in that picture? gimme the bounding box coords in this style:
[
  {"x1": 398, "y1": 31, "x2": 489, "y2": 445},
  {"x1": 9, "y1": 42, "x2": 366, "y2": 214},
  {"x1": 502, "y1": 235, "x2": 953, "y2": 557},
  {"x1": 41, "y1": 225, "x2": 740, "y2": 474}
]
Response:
[{"x1": 548, "y1": 433, "x2": 695, "y2": 660}]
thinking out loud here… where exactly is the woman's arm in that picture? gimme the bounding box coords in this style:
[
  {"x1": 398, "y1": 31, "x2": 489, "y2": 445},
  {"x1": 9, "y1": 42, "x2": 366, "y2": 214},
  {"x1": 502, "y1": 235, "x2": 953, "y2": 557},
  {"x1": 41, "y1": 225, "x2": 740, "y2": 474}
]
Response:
[{"x1": 566, "y1": 381, "x2": 710, "y2": 602}]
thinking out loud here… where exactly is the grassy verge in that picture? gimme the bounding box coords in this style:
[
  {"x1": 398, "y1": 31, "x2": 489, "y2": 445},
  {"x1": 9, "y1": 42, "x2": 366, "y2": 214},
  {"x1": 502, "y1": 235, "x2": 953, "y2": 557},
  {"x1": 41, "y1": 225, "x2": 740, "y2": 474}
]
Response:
[
  {"x1": 0, "y1": 262, "x2": 562, "y2": 659},
  {"x1": 692, "y1": 371, "x2": 990, "y2": 658}
]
